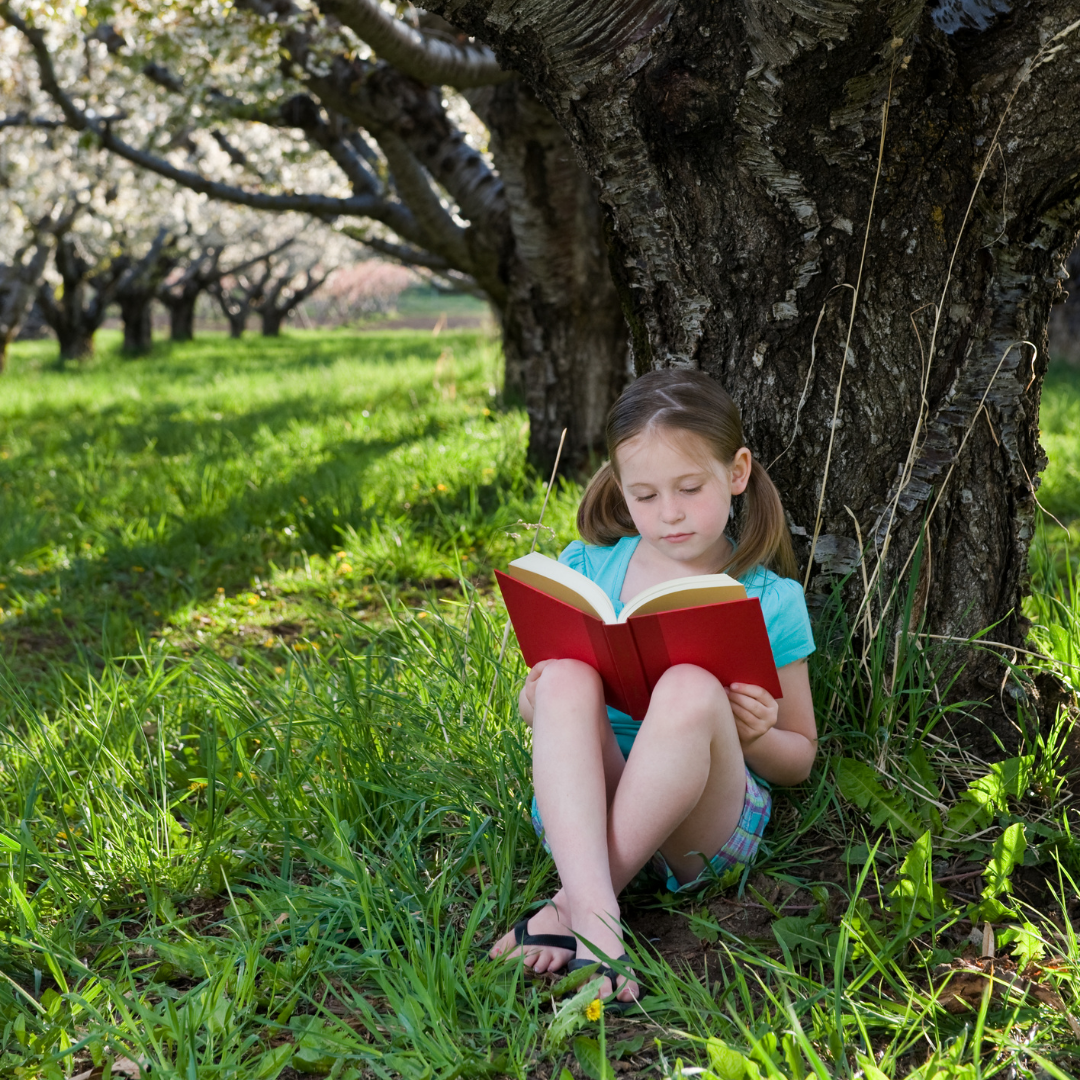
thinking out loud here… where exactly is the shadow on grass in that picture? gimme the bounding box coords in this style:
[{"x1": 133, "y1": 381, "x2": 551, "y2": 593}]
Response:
[{"x1": 0, "y1": 330, "x2": 516, "y2": 681}]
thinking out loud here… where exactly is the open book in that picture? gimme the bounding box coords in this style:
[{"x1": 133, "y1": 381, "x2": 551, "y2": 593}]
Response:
[{"x1": 495, "y1": 551, "x2": 781, "y2": 721}]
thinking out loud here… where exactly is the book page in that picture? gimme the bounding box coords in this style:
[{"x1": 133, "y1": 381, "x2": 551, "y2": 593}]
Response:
[
  {"x1": 619, "y1": 574, "x2": 746, "y2": 621},
  {"x1": 505, "y1": 552, "x2": 617, "y2": 623}
]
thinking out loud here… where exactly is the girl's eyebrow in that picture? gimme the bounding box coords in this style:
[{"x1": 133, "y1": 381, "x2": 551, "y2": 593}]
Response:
[{"x1": 625, "y1": 471, "x2": 709, "y2": 488}]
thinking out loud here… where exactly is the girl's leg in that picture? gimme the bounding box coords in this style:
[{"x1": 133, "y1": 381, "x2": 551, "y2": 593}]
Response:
[
  {"x1": 496, "y1": 662, "x2": 749, "y2": 1003},
  {"x1": 489, "y1": 659, "x2": 624, "y2": 971},
  {"x1": 599, "y1": 664, "x2": 748, "y2": 1000},
  {"x1": 607, "y1": 664, "x2": 747, "y2": 886}
]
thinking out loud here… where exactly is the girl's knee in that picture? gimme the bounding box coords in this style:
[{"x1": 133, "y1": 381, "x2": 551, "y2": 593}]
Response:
[
  {"x1": 654, "y1": 664, "x2": 725, "y2": 705},
  {"x1": 535, "y1": 658, "x2": 605, "y2": 703},
  {"x1": 646, "y1": 665, "x2": 733, "y2": 735}
]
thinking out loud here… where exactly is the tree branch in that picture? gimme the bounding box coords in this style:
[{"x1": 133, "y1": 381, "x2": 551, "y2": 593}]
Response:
[
  {"x1": 0, "y1": 111, "x2": 65, "y2": 129},
  {"x1": 371, "y1": 127, "x2": 472, "y2": 271},
  {"x1": 339, "y1": 226, "x2": 451, "y2": 271},
  {"x1": 316, "y1": 0, "x2": 509, "y2": 88},
  {"x1": 0, "y1": 5, "x2": 419, "y2": 231}
]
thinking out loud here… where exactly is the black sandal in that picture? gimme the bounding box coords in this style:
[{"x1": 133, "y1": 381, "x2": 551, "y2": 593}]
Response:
[
  {"x1": 566, "y1": 954, "x2": 641, "y2": 1012},
  {"x1": 509, "y1": 916, "x2": 578, "y2": 956}
]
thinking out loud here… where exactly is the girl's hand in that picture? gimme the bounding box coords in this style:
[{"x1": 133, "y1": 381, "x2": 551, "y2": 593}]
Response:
[
  {"x1": 727, "y1": 683, "x2": 779, "y2": 748},
  {"x1": 518, "y1": 659, "x2": 556, "y2": 727}
]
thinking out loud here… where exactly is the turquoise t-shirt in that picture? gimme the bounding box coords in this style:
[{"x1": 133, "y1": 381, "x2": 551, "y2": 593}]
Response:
[{"x1": 558, "y1": 535, "x2": 815, "y2": 758}]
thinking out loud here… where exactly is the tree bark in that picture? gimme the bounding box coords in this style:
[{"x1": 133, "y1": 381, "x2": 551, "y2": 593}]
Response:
[
  {"x1": 0, "y1": 239, "x2": 51, "y2": 370},
  {"x1": 261, "y1": 308, "x2": 284, "y2": 336},
  {"x1": 475, "y1": 82, "x2": 629, "y2": 471},
  {"x1": 432, "y1": 0, "x2": 1080, "y2": 744},
  {"x1": 119, "y1": 293, "x2": 154, "y2": 355},
  {"x1": 37, "y1": 267, "x2": 100, "y2": 362},
  {"x1": 167, "y1": 293, "x2": 198, "y2": 341},
  {"x1": 54, "y1": 315, "x2": 95, "y2": 361}
]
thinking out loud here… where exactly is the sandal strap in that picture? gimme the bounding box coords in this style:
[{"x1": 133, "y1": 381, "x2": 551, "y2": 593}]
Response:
[{"x1": 511, "y1": 917, "x2": 577, "y2": 953}]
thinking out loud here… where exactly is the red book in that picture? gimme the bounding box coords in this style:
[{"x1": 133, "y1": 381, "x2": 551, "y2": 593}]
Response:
[{"x1": 495, "y1": 552, "x2": 781, "y2": 721}]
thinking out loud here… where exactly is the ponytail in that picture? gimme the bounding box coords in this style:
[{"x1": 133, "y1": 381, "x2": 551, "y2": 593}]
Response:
[
  {"x1": 577, "y1": 461, "x2": 637, "y2": 546},
  {"x1": 724, "y1": 458, "x2": 798, "y2": 581}
]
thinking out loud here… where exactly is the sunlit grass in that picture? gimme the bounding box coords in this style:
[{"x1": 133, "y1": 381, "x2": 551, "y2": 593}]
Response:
[{"x1": 1, "y1": 334, "x2": 1078, "y2": 1079}]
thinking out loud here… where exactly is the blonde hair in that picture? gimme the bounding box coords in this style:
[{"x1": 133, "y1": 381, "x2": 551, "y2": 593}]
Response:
[{"x1": 577, "y1": 369, "x2": 798, "y2": 581}]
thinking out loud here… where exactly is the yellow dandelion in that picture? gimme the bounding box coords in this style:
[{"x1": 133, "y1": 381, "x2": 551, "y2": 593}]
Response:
[
  {"x1": 263, "y1": 636, "x2": 275, "y2": 647},
  {"x1": 585, "y1": 999, "x2": 602, "y2": 1022},
  {"x1": 273, "y1": 666, "x2": 285, "y2": 675},
  {"x1": 0, "y1": 583, "x2": 6, "y2": 589},
  {"x1": 311, "y1": 642, "x2": 321, "y2": 650},
  {"x1": 133, "y1": 566, "x2": 144, "y2": 573},
  {"x1": 340, "y1": 563, "x2": 353, "y2": 573},
  {"x1": 189, "y1": 781, "x2": 207, "y2": 792},
  {"x1": 436, "y1": 483, "x2": 448, "y2": 491},
  {"x1": 52, "y1": 607, "x2": 62, "y2": 615},
  {"x1": 248, "y1": 596, "x2": 258, "y2": 605},
  {"x1": 217, "y1": 587, "x2": 225, "y2": 594},
  {"x1": 336, "y1": 551, "x2": 348, "y2": 560}
]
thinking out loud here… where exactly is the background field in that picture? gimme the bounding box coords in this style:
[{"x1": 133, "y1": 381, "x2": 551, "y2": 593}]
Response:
[{"x1": 1, "y1": 332, "x2": 1079, "y2": 1080}]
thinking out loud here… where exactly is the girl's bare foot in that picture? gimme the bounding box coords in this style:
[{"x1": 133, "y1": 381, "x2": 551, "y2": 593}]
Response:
[
  {"x1": 569, "y1": 897, "x2": 639, "y2": 1003},
  {"x1": 489, "y1": 890, "x2": 576, "y2": 973}
]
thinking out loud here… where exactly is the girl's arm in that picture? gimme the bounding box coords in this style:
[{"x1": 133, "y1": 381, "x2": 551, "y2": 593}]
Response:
[{"x1": 727, "y1": 660, "x2": 817, "y2": 785}]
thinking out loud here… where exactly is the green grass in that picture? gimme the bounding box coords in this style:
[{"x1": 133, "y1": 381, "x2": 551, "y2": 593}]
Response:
[{"x1": 1, "y1": 332, "x2": 1079, "y2": 1080}]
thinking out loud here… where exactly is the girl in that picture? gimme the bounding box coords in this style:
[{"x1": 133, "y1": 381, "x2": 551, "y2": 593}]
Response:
[{"x1": 490, "y1": 369, "x2": 817, "y2": 1005}]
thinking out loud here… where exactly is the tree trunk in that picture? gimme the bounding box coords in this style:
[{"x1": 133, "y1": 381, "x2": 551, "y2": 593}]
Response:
[
  {"x1": 261, "y1": 308, "x2": 284, "y2": 336},
  {"x1": 0, "y1": 240, "x2": 51, "y2": 371},
  {"x1": 120, "y1": 294, "x2": 154, "y2": 355},
  {"x1": 38, "y1": 277, "x2": 96, "y2": 361},
  {"x1": 56, "y1": 320, "x2": 95, "y2": 361},
  {"x1": 168, "y1": 293, "x2": 198, "y2": 342},
  {"x1": 433, "y1": 0, "x2": 1080, "y2": 745},
  {"x1": 477, "y1": 82, "x2": 629, "y2": 472}
]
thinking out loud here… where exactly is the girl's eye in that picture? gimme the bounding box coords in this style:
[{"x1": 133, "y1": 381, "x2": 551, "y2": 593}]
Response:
[
  {"x1": 681, "y1": 486, "x2": 702, "y2": 495},
  {"x1": 635, "y1": 494, "x2": 656, "y2": 502}
]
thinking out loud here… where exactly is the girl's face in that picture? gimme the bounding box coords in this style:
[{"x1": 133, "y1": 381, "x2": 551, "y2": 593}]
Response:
[{"x1": 615, "y1": 428, "x2": 751, "y2": 574}]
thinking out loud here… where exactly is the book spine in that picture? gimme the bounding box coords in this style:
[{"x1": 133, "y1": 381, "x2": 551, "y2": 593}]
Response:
[{"x1": 603, "y1": 622, "x2": 652, "y2": 721}]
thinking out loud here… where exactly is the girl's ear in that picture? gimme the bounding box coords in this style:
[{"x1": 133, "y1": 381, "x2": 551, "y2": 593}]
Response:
[{"x1": 730, "y1": 447, "x2": 752, "y2": 495}]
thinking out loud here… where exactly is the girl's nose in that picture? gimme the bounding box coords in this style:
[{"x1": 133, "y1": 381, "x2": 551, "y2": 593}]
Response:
[{"x1": 660, "y1": 496, "x2": 684, "y2": 522}]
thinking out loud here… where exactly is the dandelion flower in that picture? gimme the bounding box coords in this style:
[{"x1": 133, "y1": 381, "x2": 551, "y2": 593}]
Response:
[{"x1": 585, "y1": 999, "x2": 602, "y2": 1022}]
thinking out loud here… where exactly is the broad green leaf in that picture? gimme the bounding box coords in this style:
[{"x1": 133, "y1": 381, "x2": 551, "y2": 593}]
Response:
[
  {"x1": 963, "y1": 756, "x2": 1034, "y2": 817},
  {"x1": 707, "y1": 1037, "x2": 749, "y2": 1080},
  {"x1": 855, "y1": 1055, "x2": 891, "y2": 1080},
  {"x1": 943, "y1": 795, "x2": 990, "y2": 839},
  {"x1": 996, "y1": 921, "x2": 1046, "y2": 967},
  {"x1": 891, "y1": 832, "x2": 952, "y2": 924},
  {"x1": 982, "y1": 822, "x2": 1027, "y2": 900},
  {"x1": 251, "y1": 1044, "x2": 293, "y2": 1080},
  {"x1": 545, "y1": 977, "x2": 604, "y2": 1048},
  {"x1": 573, "y1": 1036, "x2": 615, "y2": 1080},
  {"x1": 835, "y1": 758, "x2": 922, "y2": 837},
  {"x1": 772, "y1": 914, "x2": 829, "y2": 962},
  {"x1": 611, "y1": 1036, "x2": 645, "y2": 1060}
]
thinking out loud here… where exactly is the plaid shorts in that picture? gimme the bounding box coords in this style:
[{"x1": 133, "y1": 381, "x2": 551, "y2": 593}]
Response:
[{"x1": 529, "y1": 766, "x2": 771, "y2": 894}]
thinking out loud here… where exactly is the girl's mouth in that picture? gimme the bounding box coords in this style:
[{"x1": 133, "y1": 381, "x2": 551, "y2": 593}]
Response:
[{"x1": 663, "y1": 533, "x2": 693, "y2": 542}]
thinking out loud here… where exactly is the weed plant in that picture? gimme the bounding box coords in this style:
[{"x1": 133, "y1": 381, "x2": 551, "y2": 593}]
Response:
[{"x1": 1, "y1": 334, "x2": 1079, "y2": 1079}]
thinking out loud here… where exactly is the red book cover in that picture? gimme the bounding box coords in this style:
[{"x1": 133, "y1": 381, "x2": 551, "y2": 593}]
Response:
[{"x1": 495, "y1": 571, "x2": 781, "y2": 721}]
